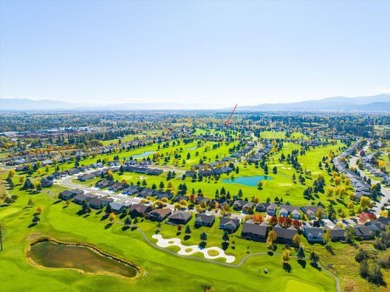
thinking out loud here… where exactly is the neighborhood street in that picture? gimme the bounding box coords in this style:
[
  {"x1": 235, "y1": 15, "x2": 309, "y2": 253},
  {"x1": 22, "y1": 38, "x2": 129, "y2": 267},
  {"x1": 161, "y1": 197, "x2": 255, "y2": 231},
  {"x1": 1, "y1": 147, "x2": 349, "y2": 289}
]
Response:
[{"x1": 349, "y1": 143, "x2": 390, "y2": 215}]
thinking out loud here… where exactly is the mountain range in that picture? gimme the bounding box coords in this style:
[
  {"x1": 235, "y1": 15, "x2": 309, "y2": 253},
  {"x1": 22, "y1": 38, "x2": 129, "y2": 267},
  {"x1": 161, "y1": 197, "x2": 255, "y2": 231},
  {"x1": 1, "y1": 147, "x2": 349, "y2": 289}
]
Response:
[
  {"x1": 238, "y1": 94, "x2": 390, "y2": 112},
  {"x1": 0, "y1": 94, "x2": 389, "y2": 112}
]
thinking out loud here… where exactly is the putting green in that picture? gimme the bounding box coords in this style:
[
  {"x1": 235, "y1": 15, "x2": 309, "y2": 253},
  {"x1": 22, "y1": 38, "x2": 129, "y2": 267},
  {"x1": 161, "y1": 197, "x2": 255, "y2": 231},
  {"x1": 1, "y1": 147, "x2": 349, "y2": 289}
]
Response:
[{"x1": 285, "y1": 279, "x2": 321, "y2": 292}]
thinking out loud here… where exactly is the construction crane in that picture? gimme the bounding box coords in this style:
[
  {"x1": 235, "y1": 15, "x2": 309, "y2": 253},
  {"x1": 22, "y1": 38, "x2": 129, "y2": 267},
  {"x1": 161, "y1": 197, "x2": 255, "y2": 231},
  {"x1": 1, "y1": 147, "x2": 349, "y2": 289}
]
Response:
[{"x1": 225, "y1": 104, "x2": 238, "y2": 127}]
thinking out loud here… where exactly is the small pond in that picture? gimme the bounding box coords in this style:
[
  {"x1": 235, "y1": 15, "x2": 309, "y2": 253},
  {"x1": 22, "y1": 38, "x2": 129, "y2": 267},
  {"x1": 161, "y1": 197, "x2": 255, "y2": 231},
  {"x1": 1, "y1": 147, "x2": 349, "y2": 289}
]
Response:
[
  {"x1": 222, "y1": 175, "x2": 272, "y2": 187},
  {"x1": 29, "y1": 240, "x2": 138, "y2": 278},
  {"x1": 132, "y1": 151, "x2": 156, "y2": 159}
]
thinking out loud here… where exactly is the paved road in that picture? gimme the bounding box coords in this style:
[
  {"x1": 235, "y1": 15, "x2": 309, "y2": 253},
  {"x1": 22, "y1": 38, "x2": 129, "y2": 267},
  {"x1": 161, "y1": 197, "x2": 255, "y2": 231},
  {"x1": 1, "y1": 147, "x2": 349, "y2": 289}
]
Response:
[
  {"x1": 349, "y1": 144, "x2": 390, "y2": 215},
  {"x1": 55, "y1": 174, "x2": 142, "y2": 205}
]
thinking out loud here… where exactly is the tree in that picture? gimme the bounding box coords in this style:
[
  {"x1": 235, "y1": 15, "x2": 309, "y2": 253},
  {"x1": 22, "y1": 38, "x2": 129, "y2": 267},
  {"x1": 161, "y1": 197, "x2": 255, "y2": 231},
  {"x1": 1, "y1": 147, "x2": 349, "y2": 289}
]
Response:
[
  {"x1": 360, "y1": 196, "x2": 371, "y2": 211},
  {"x1": 200, "y1": 232, "x2": 208, "y2": 243},
  {"x1": 297, "y1": 246, "x2": 305, "y2": 261},
  {"x1": 27, "y1": 198, "x2": 34, "y2": 208},
  {"x1": 315, "y1": 208, "x2": 324, "y2": 221},
  {"x1": 222, "y1": 230, "x2": 229, "y2": 242},
  {"x1": 36, "y1": 207, "x2": 43, "y2": 214},
  {"x1": 185, "y1": 225, "x2": 191, "y2": 236},
  {"x1": 323, "y1": 230, "x2": 332, "y2": 246},
  {"x1": 346, "y1": 226, "x2": 356, "y2": 244},
  {"x1": 252, "y1": 214, "x2": 263, "y2": 223},
  {"x1": 105, "y1": 203, "x2": 112, "y2": 214},
  {"x1": 267, "y1": 230, "x2": 277, "y2": 247},
  {"x1": 293, "y1": 233, "x2": 301, "y2": 247},
  {"x1": 23, "y1": 178, "x2": 34, "y2": 190},
  {"x1": 282, "y1": 250, "x2": 290, "y2": 263},
  {"x1": 7, "y1": 169, "x2": 15, "y2": 178},
  {"x1": 310, "y1": 251, "x2": 320, "y2": 266},
  {"x1": 109, "y1": 212, "x2": 116, "y2": 222}
]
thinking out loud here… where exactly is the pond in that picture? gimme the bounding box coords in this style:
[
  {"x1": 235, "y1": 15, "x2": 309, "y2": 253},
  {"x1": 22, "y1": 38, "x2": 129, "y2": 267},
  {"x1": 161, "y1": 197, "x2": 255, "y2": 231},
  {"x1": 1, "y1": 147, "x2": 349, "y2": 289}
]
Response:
[
  {"x1": 132, "y1": 151, "x2": 156, "y2": 159},
  {"x1": 222, "y1": 175, "x2": 272, "y2": 187},
  {"x1": 29, "y1": 239, "x2": 139, "y2": 278}
]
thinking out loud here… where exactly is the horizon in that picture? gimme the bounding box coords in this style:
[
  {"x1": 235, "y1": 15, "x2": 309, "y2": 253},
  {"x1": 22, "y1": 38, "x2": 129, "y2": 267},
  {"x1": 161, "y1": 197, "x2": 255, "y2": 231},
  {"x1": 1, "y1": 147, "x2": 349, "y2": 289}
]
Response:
[{"x1": 1, "y1": 1, "x2": 390, "y2": 108}]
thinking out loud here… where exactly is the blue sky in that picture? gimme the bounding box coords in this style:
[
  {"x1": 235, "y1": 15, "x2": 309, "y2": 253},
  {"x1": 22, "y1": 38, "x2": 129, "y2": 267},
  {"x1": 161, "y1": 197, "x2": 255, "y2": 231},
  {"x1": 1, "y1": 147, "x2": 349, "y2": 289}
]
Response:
[{"x1": 1, "y1": 0, "x2": 389, "y2": 108}]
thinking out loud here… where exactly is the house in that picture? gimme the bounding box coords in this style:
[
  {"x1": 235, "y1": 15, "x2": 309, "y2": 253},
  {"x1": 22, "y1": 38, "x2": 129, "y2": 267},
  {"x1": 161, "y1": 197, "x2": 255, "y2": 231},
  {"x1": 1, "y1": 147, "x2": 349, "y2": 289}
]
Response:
[
  {"x1": 279, "y1": 205, "x2": 300, "y2": 218},
  {"x1": 73, "y1": 193, "x2": 97, "y2": 205},
  {"x1": 219, "y1": 217, "x2": 240, "y2": 233},
  {"x1": 255, "y1": 203, "x2": 270, "y2": 212},
  {"x1": 109, "y1": 202, "x2": 128, "y2": 214},
  {"x1": 194, "y1": 214, "x2": 215, "y2": 227},
  {"x1": 60, "y1": 189, "x2": 84, "y2": 201},
  {"x1": 138, "y1": 188, "x2": 155, "y2": 198},
  {"x1": 272, "y1": 224, "x2": 297, "y2": 244},
  {"x1": 167, "y1": 211, "x2": 192, "y2": 225},
  {"x1": 284, "y1": 225, "x2": 298, "y2": 245},
  {"x1": 172, "y1": 195, "x2": 189, "y2": 203},
  {"x1": 279, "y1": 208, "x2": 288, "y2": 217},
  {"x1": 301, "y1": 206, "x2": 326, "y2": 220},
  {"x1": 78, "y1": 173, "x2": 95, "y2": 181},
  {"x1": 241, "y1": 220, "x2": 268, "y2": 241},
  {"x1": 325, "y1": 227, "x2": 346, "y2": 242},
  {"x1": 195, "y1": 196, "x2": 210, "y2": 205},
  {"x1": 155, "y1": 191, "x2": 173, "y2": 200},
  {"x1": 291, "y1": 209, "x2": 301, "y2": 220},
  {"x1": 109, "y1": 182, "x2": 125, "y2": 192},
  {"x1": 146, "y1": 208, "x2": 172, "y2": 222},
  {"x1": 67, "y1": 168, "x2": 80, "y2": 175},
  {"x1": 353, "y1": 225, "x2": 375, "y2": 240},
  {"x1": 266, "y1": 203, "x2": 277, "y2": 216},
  {"x1": 378, "y1": 216, "x2": 390, "y2": 226},
  {"x1": 233, "y1": 200, "x2": 246, "y2": 211},
  {"x1": 303, "y1": 226, "x2": 324, "y2": 243},
  {"x1": 41, "y1": 177, "x2": 53, "y2": 188},
  {"x1": 96, "y1": 179, "x2": 112, "y2": 189},
  {"x1": 89, "y1": 196, "x2": 113, "y2": 209},
  {"x1": 129, "y1": 203, "x2": 152, "y2": 217},
  {"x1": 365, "y1": 220, "x2": 386, "y2": 234},
  {"x1": 123, "y1": 185, "x2": 140, "y2": 195}
]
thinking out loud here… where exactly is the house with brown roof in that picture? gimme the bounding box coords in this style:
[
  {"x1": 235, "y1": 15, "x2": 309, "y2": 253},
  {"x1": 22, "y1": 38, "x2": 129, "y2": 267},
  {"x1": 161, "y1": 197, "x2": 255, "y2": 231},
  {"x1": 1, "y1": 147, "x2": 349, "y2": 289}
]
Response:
[{"x1": 146, "y1": 208, "x2": 172, "y2": 222}]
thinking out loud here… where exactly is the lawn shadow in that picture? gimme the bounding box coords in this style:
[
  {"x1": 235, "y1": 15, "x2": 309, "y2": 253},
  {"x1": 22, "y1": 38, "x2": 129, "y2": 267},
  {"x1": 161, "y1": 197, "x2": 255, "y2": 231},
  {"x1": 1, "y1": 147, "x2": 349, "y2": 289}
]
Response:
[
  {"x1": 100, "y1": 214, "x2": 108, "y2": 221},
  {"x1": 326, "y1": 245, "x2": 335, "y2": 255},
  {"x1": 298, "y1": 259, "x2": 306, "y2": 269},
  {"x1": 27, "y1": 223, "x2": 37, "y2": 228},
  {"x1": 198, "y1": 242, "x2": 207, "y2": 249},
  {"x1": 76, "y1": 210, "x2": 85, "y2": 216},
  {"x1": 222, "y1": 242, "x2": 229, "y2": 250},
  {"x1": 184, "y1": 235, "x2": 191, "y2": 241},
  {"x1": 53, "y1": 200, "x2": 62, "y2": 205},
  {"x1": 283, "y1": 262, "x2": 292, "y2": 272},
  {"x1": 310, "y1": 263, "x2": 322, "y2": 271},
  {"x1": 104, "y1": 223, "x2": 113, "y2": 229},
  {"x1": 122, "y1": 226, "x2": 130, "y2": 231}
]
